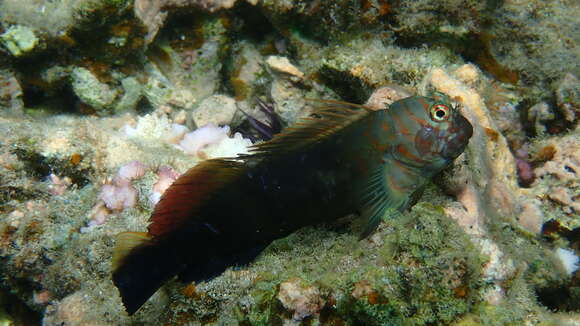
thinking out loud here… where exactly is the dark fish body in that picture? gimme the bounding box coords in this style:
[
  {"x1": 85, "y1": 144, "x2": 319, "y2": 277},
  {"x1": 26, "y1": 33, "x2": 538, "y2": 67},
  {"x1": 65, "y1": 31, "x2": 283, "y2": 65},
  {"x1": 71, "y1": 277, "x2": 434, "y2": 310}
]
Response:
[{"x1": 112, "y1": 95, "x2": 473, "y2": 315}]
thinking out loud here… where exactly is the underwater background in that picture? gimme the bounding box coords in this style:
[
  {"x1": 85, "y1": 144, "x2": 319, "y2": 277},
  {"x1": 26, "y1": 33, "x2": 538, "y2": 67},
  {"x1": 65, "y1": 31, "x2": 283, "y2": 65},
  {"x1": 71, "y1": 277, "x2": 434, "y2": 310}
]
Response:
[{"x1": 0, "y1": 0, "x2": 578, "y2": 325}]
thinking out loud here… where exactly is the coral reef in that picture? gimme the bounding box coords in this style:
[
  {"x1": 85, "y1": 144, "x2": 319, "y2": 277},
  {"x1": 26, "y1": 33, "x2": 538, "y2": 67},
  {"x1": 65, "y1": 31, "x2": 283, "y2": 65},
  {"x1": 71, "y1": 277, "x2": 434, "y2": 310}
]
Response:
[
  {"x1": 0, "y1": 0, "x2": 579, "y2": 325},
  {"x1": 490, "y1": 0, "x2": 579, "y2": 97}
]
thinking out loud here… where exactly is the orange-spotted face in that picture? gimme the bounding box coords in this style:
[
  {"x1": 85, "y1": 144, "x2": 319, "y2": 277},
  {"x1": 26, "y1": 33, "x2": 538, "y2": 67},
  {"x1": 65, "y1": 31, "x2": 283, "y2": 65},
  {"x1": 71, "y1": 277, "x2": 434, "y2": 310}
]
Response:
[{"x1": 386, "y1": 95, "x2": 473, "y2": 169}]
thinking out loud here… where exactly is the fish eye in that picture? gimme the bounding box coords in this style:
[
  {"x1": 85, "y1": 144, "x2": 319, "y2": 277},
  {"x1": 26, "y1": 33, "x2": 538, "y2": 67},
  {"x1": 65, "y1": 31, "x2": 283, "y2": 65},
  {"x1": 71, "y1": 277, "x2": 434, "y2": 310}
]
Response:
[{"x1": 430, "y1": 104, "x2": 450, "y2": 122}]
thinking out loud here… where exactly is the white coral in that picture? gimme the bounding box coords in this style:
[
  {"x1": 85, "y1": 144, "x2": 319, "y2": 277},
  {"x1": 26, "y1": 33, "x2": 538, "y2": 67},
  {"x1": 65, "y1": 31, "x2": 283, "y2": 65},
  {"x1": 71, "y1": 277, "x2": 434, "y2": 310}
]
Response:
[{"x1": 177, "y1": 124, "x2": 252, "y2": 159}]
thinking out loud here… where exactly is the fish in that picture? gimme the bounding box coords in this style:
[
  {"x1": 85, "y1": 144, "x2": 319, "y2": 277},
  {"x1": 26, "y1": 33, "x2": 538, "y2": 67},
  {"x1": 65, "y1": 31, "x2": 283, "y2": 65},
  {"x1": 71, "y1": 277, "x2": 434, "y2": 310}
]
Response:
[{"x1": 111, "y1": 94, "x2": 473, "y2": 315}]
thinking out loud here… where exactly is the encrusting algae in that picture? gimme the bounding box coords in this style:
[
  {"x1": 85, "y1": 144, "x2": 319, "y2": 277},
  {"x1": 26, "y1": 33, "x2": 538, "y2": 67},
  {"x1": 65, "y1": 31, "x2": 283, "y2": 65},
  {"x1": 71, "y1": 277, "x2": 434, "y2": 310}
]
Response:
[
  {"x1": 1, "y1": 1, "x2": 578, "y2": 324},
  {"x1": 111, "y1": 95, "x2": 473, "y2": 314}
]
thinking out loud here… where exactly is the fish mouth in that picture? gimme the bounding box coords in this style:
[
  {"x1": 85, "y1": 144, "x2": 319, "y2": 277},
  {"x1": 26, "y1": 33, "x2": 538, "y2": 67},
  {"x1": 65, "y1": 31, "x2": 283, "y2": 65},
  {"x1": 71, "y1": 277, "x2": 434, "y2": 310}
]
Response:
[{"x1": 442, "y1": 114, "x2": 473, "y2": 160}]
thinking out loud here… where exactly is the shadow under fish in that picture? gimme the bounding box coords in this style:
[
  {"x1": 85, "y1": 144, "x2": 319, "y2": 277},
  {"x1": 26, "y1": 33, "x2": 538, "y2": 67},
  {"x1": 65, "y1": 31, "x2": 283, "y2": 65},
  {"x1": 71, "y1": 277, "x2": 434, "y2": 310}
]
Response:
[{"x1": 111, "y1": 95, "x2": 473, "y2": 315}]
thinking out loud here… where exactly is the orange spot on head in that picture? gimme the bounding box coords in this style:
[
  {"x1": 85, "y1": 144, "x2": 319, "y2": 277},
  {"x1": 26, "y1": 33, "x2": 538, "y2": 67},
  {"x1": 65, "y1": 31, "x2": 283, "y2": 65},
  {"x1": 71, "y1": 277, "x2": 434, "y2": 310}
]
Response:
[
  {"x1": 392, "y1": 114, "x2": 410, "y2": 136},
  {"x1": 396, "y1": 144, "x2": 426, "y2": 164},
  {"x1": 370, "y1": 137, "x2": 388, "y2": 153},
  {"x1": 416, "y1": 97, "x2": 430, "y2": 112},
  {"x1": 405, "y1": 108, "x2": 428, "y2": 127},
  {"x1": 380, "y1": 121, "x2": 390, "y2": 132},
  {"x1": 414, "y1": 133, "x2": 435, "y2": 156}
]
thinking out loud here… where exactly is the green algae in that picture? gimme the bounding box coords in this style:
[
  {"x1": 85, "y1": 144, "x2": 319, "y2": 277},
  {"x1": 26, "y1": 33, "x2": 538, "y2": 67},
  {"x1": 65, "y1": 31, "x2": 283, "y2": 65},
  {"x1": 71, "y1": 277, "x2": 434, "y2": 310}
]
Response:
[
  {"x1": 335, "y1": 203, "x2": 485, "y2": 325},
  {"x1": 0, "y1": 1, "x2": 577, "y2": 324},
  {"x1": 234, "y1": 201, "x2": 487, "y2": 325}
]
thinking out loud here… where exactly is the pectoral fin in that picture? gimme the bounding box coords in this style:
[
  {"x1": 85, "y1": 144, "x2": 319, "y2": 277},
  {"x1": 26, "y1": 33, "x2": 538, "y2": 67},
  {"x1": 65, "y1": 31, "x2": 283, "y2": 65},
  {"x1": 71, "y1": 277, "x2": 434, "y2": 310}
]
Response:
[{"x1": 357, "y1": 166, "x2": 408, "y2": 239}]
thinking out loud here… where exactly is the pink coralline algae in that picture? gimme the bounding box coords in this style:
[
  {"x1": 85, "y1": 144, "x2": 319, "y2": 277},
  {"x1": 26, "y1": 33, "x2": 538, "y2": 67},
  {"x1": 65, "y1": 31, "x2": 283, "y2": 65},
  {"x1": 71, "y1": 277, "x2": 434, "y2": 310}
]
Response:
[
  {"x1": 90, "y1": 160, "x2": 146, "y2": 226},
  {"x1": 115, "y1": 160, "x2": 147, "y2": 182},
  {"x1": 149, "y1": 165, "x2": 181, "y2": 205},
  {"x1": 48, "y1": 173, "x2": 72, "y2": 196},
  {"x1": 99, "y1": 182, "x2": 138, "y2": 212}
]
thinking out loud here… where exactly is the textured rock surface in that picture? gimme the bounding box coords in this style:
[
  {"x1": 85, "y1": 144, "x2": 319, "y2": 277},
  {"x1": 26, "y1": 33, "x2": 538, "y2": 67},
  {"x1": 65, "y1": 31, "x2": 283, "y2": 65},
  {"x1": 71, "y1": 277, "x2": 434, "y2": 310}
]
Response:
[
  {"x1": 191, "y1": 94, "x2": 237, "y2": 127},
  {"x1": 0, "y1": 25, "x2": 39, "y2": 57},
  {"x1": 0, "y1": 1, "x2": 579, "y2": 325}
]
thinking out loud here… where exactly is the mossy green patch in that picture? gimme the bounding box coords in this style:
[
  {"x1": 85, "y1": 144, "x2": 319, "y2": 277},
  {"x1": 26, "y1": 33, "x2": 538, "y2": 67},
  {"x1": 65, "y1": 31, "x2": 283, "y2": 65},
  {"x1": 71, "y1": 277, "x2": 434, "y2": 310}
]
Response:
[
  {"x1": 337, "y1": 203, "x2": 486, "y2": 325},
  {"x1": 237, "y1": 202, "x2": 487, "y2": 325}
]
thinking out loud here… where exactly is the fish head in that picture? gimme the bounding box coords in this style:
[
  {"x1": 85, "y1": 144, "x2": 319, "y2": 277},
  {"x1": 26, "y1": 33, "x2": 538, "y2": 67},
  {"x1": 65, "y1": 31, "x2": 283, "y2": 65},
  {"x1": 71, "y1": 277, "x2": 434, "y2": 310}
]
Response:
[{"x1": 388, "y1": 95, "x2": 473, "y2": 167}]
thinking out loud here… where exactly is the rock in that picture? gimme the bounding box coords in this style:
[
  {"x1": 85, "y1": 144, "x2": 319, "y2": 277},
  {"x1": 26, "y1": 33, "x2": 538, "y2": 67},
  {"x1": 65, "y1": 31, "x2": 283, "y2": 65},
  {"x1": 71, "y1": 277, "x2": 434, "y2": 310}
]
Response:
[
  {"x1": 114, "y1": 77, "x2": 143, "y2": 113},
  {"x1": 429, "y1": 65, "x2": 522, "y2": 303},
  {"x1": 490, "y1": 0, "x2": 579, "y2": 94},
  {"x1": 229, "y1": 42, "x2": 266, "y2": 101},
  {"x1": 277, "y1": 278, "x2": 325, "y2": 321},
  {"x1": 491, "y1": 102, "x2": 525, "y2": 146},
  {"x1": 40, "y1": 65, "x2": 71, "y2": 90},
  {"x1": 71, "y1": 67, "x2": 119, "y2": 115},
  {"x1": 42, "y1": 291, "x2": 109, "y2": 326},
  {"x1": 555, "y1": 73, "x2": 579, "y2": 123},
  {"x1": 134, "y1": 0, "x2": 168, "y2": 43},
  {"x1": 266, "y1": 56, "x2": 304, "y2": 82},
  {"x1": 518, "y1": 200, "x2": 543, "y2": 234},
  {"x1": 0, "y1": 25, "x2": 39, "y2": 57},
  {"x1": 350, "y1": 280, "x2": 373, "y2": 299},
  {"x1": 134, "y1": 0, "x2": 240, "y2": 43},
  {"x1": 532, "y1": 131, "x2": 580, "y2": 222},
  {"x1": 0, "y1": 69, "x2": 23, "y2": 111},
  {"x1": 191, "y1": 94, "x2": 237, "y2": 127},
  {"x1": 548, "y1": 187, "x2": 579, "y2": 215},
  {"x1": 453, "y1": 64, "x2": 481, "y2": 86},
  {"x1": 142, "y1": 68, "x2": 173, "y2": 109},
  {"x1": 270, "y1": 78, "x2": 307, "y2": 124},
  {"x1": 365, "y1": 84, "x2": 413, "y2": 110},
  {"x1": 528, "y1": 102, "x2": 555, "y2": 135},
  {"x1": 534, "y1": 133, "x2": 579, "y2": 184}
]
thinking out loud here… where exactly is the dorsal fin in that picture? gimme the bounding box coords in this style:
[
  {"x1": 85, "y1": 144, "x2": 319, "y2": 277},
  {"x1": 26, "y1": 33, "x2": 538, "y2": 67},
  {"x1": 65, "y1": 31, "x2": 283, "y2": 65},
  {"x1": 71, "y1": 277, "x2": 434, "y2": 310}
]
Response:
[
  {"x1": 149, "y1": 99, "x2": 372, "y2": 238},
  {"x1": 248, "y1": 99, "x2": 373, "y2": 157},
  {"x1": 148, "y1": 159, "x2": 245, "y2": 237}
]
